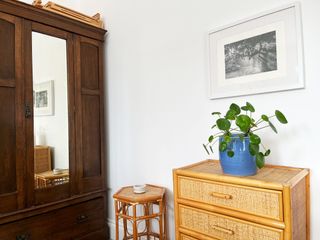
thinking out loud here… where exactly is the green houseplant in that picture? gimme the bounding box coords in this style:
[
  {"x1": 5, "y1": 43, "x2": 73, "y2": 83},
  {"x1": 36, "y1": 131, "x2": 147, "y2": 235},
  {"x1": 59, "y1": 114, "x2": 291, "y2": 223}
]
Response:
[{"x1": 203, "y1": 102, "x2": 288, "y2": 176}]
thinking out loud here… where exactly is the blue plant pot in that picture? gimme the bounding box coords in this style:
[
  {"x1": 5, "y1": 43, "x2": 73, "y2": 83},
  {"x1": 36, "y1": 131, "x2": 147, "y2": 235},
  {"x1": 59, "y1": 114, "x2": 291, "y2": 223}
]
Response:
[{"x1": 219, "y1": 136, "x2": 257, "y2": 176}]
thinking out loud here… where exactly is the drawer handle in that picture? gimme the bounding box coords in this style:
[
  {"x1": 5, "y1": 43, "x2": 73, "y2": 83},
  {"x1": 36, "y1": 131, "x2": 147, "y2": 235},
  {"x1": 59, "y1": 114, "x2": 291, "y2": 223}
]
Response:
[
  {"x1": 210, "y1": 192, "x2": 232, "y2": 199},
  {"x1": 16, "y1": 233, "x2": 30, "y2": 240},
  {"x1": 212, "y1": 225, "x2": 234, "y2": 235},
  {"x1": 77, "y1": 214, "x2": 89, "y2": 223}
]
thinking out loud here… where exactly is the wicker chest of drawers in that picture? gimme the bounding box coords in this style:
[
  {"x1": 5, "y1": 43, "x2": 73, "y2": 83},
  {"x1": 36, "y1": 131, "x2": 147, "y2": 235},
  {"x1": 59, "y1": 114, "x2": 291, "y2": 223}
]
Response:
[{"x1": 173, "y1": 160, "x2": 310, "y2": 240}]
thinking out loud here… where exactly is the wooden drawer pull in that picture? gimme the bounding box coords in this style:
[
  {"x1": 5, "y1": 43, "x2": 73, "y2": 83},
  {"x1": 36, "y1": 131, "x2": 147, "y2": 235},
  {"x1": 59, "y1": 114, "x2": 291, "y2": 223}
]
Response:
[
  {"x1": 16, "y1": 233, "x2": 30, "y2": 240},
  {"x1": 76, "y1": 214, "x2": 89, "y2": 223},
  {"x1": 212, "y1": 225, "x2": 234, "y2": 235},
  {"x1": 210, "y1": 192, "x2": 232, "y2": 199}
]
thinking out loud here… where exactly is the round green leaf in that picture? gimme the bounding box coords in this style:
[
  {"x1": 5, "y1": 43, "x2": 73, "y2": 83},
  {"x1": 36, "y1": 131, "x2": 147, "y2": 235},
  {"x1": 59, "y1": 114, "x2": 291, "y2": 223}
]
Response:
[
  {"x1": 216, "y1": 118, "x2": 231, "y2": 131},
  {"x1": 241, "y1": 106, "x2": 249, "y2": 111},
  {"x1": 225, "y1": 109, "x2": 236, "y2": 120},
  {"x1": 235, "y1": 115, "x2": 251, "y2": 132},
  {"x1": 246, "y1": 102, "x2": 255, "y2": 112},
  {"x1": 229, "y1": 103, "x2": 241, "y2": 115},
  {"x1": 249, "y1": 143, "x2": 259, "y2": 156},
  {"x1": 227, "y1": 150, "x2": 234, "y2": 157},
  {"x1": 264, "y1": 149, "x2": 271, "y2": 156},
  {"x1": 256, "y1": 152, "x2": 265, "y2": 169},
  {"x1": 269, "y1": 121, "x2": 278, "y2": 134},
  {"x1": 208, "y1": 135, "x2": 214, "y2": 143},
  {"x1": 275, "y1": 110, "x2": 288, "y2": 124},
  {"x1": 261, "y1": 114, "x2": 269, "y2": 122},
  {"x1": 249, "y1": 134, "x2": 261, "y2": 145},
  {"x1": 219, "y1": 141, "x2": 227, "y2": 152}
]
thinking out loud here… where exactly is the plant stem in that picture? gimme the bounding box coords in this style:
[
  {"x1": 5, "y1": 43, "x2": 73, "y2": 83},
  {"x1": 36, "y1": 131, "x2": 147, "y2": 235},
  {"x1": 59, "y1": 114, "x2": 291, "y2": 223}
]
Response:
[
  {"x1": 211, "y1": 138, "x2": 219, "y2": 146},
  {"x1": 229, "y1": 128, "x2": 242, "y2": 133},
  {"x1": 251, "y1": 125, "x2": 270, "y2": 132},
  {"x1": 255, "y1": 118, "x2": 263, "y2": 125},
  {"x1": 212, "y1": 131, "x2": 224, "y2": 138}
]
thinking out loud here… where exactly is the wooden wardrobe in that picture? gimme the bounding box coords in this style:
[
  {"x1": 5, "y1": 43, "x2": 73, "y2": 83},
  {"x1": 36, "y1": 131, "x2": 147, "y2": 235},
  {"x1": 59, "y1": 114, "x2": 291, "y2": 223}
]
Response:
[{"x1": 0, "y1": 0, "x2": 107, "y2": 239}]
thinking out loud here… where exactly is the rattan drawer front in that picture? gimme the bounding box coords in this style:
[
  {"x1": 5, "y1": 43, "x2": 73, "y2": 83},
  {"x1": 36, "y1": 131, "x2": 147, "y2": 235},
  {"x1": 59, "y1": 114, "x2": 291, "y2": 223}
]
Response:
[
  {"x1": 179, "y1": 205, "x2": 283, "y2": 240},
  {"x1": 178, "y1": 176, "x2": 282, "y2": 220}
]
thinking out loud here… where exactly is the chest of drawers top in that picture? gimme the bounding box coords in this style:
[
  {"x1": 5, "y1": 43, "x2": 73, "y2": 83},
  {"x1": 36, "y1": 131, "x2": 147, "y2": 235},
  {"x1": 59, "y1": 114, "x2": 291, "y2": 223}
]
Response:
[{"x1": 174, "y1": 160, "x2": 309, "y2": 190}]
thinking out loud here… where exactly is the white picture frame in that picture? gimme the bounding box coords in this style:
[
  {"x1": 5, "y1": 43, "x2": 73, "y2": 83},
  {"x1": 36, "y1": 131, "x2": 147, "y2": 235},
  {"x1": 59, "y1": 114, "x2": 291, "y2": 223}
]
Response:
[
  {"x1": 33, "y1": 80, "x2": 54, "y2": 116},
  {"x1": 208, "y1": 3, "x2": 304, "y2": 99}
]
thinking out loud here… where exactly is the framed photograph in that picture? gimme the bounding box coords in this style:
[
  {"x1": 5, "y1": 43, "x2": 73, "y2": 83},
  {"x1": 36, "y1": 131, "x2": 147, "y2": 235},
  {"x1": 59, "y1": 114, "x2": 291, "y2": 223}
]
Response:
[
  {"x1": 208, "y1": 3, "x2": 304, "y2": 99},
  {"x1": 33, "y1": 80, "x2": 54, "y2": 116}
]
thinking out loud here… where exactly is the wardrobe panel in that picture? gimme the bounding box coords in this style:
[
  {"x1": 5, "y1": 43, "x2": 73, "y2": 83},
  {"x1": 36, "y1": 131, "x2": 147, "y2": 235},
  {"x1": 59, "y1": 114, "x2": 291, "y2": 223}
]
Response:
[
  {"x1": 0, "y1": 19, "x2": 15, "y2": 80},
  {"x1": 0, "y1": 11, "x2": 24, "y2": 213},
  {"x1": 82, "y1": 95, "x2": 101, "y2": 177},
  {"x1": 0, "y1": 88, "x2": 16, "y2": 194},
  {"x1": 75, "y1": 36, "x2": 105, "y2": 193},
  {"x1": 80, "y1": 43, "x2": 99, "y2": 90}
]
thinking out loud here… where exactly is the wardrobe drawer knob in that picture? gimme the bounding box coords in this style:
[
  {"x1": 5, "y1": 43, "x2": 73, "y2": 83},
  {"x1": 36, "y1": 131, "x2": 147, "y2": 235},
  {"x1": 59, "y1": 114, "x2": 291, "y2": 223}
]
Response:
[{"x1": 76, "y1": 214, "x2": 89, "y2": 223}]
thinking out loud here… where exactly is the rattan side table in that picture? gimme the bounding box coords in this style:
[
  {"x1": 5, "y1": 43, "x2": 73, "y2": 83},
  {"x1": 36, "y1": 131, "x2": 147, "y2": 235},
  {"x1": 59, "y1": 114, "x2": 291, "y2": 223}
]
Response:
[{"x1": 113, "y1": 184, "x2": 166, "y2": 240}]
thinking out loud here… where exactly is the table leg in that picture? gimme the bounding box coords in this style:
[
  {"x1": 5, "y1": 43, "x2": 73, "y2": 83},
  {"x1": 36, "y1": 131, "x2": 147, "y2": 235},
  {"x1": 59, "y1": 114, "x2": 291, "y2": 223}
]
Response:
[
  {"x1": 159, "y1": 200, "x2": 164, "y2": 240},
  {"x1": 122, "y1": 203, "x2": 128, "y2": 240},
  {"x1": 144, "y1": 203, "x2": 150, "y2": 240},
  {"x1": 114, "y1": 200, "x2": 119, "y2": 240},
  {"x1": 163, "y1": 197, "x2": 167, "y2": 240},
  {"x1": 133, "y1": 204, "x2": 138, "y2": 240}
]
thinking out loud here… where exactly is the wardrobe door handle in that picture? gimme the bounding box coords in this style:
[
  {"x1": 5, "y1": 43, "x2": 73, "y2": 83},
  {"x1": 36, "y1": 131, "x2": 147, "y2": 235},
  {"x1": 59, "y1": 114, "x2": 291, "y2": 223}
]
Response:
[
  {"x1": 25, "y1": 104, "x2": 32, "y2": 118},
  {"x1": 76, "y1": 214, "x2": 89, "y2": 223}
]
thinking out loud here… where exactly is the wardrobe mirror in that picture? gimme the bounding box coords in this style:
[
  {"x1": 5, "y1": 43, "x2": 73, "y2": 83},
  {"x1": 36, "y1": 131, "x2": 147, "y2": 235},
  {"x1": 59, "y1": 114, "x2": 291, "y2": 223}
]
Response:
[{"x1": 32, "y1": 32, "x2": 69, "y2": 189}]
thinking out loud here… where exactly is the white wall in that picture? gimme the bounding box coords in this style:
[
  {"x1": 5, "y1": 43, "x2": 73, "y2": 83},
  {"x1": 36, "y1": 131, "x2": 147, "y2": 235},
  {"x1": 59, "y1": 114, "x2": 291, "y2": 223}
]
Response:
[
  {"x1": 32, "y1": 32, "x2": 69, "y2": 169},
  {"x1": 22, "y1": 0, "x2": 320, "y2": 239}
]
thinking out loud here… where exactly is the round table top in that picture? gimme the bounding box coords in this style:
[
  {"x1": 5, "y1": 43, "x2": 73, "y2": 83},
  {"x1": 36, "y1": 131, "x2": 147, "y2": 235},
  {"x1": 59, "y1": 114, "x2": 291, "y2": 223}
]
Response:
[{"x1": 113, "y1": 184, "x2": 165, "y2": 204}]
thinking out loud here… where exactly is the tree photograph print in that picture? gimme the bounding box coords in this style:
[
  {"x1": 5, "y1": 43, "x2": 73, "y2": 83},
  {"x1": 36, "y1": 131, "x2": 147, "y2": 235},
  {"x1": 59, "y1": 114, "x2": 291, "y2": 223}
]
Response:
[{"x1": 224, "y1": 31, "x2": 278, "y2": 79}]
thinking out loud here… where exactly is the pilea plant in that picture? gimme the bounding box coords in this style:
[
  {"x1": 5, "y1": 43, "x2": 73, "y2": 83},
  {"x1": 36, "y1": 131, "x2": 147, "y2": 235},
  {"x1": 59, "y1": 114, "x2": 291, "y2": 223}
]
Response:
[{"x1": 203, "y1": 102, "x2": 288, "y2": 169}]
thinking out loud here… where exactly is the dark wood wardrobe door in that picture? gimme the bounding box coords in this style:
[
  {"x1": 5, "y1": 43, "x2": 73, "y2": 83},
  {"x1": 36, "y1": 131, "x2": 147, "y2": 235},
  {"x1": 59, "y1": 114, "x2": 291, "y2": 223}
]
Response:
[
  {"x1": 75, "y1": 36, "x2": 105, "y2": 194},
  {"x1": 0, "y1": 12, "x2": 25, "y2": 213}
]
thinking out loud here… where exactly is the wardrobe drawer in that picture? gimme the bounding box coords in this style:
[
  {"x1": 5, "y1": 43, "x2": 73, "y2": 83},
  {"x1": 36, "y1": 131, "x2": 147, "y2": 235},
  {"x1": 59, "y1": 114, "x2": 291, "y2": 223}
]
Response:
[
  {"x1": 178, "y1": 176, "x2": 283, "y2": 220},
  {"x1": 0, "y1": 198, "x2": 105, "y2": 240},
  {"x1": 50, "y1": 198, "x2": 105, "y2": 239},
  {"x1": 0, "y1": 217, "x2": 53, "y2": 240},
  {"x1": 179, "y1": 205, "x2": 283, "y2": 240}
]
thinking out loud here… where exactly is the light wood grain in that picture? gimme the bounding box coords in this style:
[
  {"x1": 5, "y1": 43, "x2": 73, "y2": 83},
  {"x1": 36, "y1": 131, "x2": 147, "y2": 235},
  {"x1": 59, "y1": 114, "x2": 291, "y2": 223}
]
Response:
[
  {"x1": 32, "y1": 1, "x2": 104, "y2": 29},
  {"x1": 34, "y1": 145, "x2": 51, "y2": 174},
  {"x1": 175, "y1": 160, "x2": 308, "y2": 190},
  {"x1": 113, "y1": 184, "x2": 166, "y2": 239},
  {"x1": 179, "y1": 205, "x2": 283, "y2": 240},
  {"x1": 178, "y1": 176, "x2": 282, "y2": 220}
]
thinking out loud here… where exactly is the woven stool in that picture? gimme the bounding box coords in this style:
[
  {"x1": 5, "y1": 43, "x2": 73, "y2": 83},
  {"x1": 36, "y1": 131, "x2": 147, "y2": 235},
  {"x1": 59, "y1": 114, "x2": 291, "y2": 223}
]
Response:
[{"x1": 113, "y1": 184, "x2": 166, "y2": 240}]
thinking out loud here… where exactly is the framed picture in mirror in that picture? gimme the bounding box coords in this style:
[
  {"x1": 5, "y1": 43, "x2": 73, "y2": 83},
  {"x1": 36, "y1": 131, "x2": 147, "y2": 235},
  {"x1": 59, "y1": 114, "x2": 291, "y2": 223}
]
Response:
[{"x1": 34, "y1": 80, "x2": 54, "y2": 116}]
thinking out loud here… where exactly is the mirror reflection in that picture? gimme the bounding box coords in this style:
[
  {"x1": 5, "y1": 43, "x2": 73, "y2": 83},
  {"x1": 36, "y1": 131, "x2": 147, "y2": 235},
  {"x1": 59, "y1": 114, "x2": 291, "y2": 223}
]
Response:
[{"x1": 32, "y1": 32, "x2": 69, "y2": 189}]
